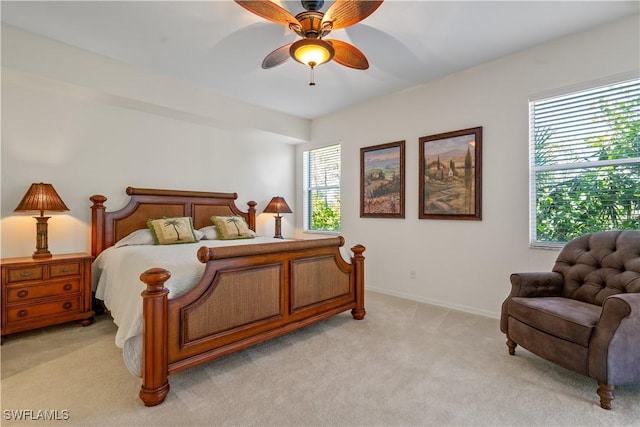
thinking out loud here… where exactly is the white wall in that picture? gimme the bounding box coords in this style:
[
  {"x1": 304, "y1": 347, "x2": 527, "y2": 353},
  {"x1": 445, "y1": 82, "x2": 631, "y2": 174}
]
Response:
[
  {"x1": 297, "y1": 15, "x2": 640, "y2": 318},
  {"x1": 1, "y1": 26, "x2": 306, "y2": 258}
]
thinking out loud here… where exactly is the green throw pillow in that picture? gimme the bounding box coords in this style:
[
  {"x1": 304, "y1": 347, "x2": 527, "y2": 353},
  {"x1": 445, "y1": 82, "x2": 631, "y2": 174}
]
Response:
[
  {"x1": 147, "y1": 217, "x2": 198, "y2": 245},
  {"x1": 211, "y1": 216, "x2": 255, "y2": 240}
]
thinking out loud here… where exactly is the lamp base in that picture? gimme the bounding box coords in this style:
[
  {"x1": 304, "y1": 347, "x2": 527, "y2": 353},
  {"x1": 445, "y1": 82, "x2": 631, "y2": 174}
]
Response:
[
  {"x1": 33, "y1": 216, "x2": 53, "y2": 258},
  {"x1": 273, "y1": 215, "x2": 283, "y2": 239},
  {"x1": 32, "y1": 250, "x2": 53, "y2": 259}
]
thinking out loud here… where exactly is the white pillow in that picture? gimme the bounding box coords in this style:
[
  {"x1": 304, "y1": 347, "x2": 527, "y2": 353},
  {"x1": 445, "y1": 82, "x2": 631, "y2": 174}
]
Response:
[
  {"x1": 198, "y1": 226, "x2": 219, "y2": 240},
  {"x1": 194, "y1": 228, "x2": 205, "y2": 240},
  {"x1": 114, "y1": 229, "x2": 155, "y2": 247}
]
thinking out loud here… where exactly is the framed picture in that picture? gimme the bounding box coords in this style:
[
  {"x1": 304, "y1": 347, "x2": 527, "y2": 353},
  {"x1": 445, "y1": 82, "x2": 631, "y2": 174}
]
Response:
[
  {"x1": 360, "y1": 140, "x2": 405, "y2": 218},
  {"x1": 419, "y1": 127, "x2": 482, "y2": 220}
]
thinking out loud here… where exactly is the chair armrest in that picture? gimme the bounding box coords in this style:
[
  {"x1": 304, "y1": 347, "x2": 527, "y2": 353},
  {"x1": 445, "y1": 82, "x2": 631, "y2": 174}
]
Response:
[
  {"x1": 500, "y1": 272, "x2": 564, "y2": 333},
  {"x1": 508, "y1": 272, "x2": 564, "y2": 298},
  {"x1": 589, "y1": 293, "x2": 640, "y2": 385}
]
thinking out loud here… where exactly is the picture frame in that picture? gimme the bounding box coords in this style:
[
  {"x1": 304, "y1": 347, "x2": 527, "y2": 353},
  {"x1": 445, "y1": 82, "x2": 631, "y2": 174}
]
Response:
[
  {"x1": 419, "y1": 127, "x2": 482, "y2": 220},
  {"x1": 360, "y1": 140, "x2": 405, "y2": 218}
]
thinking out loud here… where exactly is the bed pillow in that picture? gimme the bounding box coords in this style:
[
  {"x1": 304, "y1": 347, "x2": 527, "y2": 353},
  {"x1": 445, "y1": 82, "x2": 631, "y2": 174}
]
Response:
[
  {"x1": 198, "y1": 225, "x2": 219, "y2": 240},
  {"x1": 147, "y1": 217, "x2": 198, "y2": 245},
  {"x1": 211, "y1": 216, "x2": 256, "y2": 240},
  {"x1": 114, "y1": 229, "x2": 156, "y2": 248}
]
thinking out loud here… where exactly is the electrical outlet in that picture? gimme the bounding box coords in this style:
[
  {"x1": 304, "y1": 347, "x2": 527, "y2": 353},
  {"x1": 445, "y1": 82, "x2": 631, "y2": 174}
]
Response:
[{"x1": 409, "y1": 270, "x2": 416, "y2": 279}]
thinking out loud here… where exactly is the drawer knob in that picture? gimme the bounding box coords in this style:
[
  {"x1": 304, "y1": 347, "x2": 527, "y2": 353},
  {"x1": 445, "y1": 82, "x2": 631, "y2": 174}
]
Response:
[
  {"x1": 63, "y1": 302, "x2": 72, "y2": 310},
  {"x1": 17, "y1": 290, "x2": 29, "y2": 298},
  {"x1": 20, "y1": 272, "x2": 32, "y2": 278},
  {"x1": 63, "y1": 284, "x2": 73, "y2": 291},
  {"x1": 61, "y1": 267, "x2": 70, "y2": 273},
  {"x1": 18, "y1": 309, "x2": 28, "y2": 317}
]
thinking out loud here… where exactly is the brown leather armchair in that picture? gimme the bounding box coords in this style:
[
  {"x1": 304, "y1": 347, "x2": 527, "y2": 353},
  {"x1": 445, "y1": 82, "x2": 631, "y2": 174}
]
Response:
[{"x1": 500, "y1": 230, "x2": 640, "y2": 409}]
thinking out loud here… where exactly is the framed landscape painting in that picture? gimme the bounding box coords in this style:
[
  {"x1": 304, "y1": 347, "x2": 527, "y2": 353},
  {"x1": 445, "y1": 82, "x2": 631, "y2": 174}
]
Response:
[
  {"x1": 360, "y1": 140, "x2": 405, "y2": 218},
  {"x1": 419, "y1": 127, "x2": 482, "y2": 220}
]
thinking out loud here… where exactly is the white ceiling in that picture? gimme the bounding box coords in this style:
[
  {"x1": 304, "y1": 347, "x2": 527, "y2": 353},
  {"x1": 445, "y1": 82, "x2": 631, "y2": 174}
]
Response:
[{"x1": 2, "y1": 1, "x2": 638, "y2": 120}]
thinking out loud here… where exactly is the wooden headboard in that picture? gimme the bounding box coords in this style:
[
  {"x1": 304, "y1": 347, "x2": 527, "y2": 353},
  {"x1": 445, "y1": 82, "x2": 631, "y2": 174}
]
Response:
[{"x1": 90, "y1": 187, "x2": 257, "y2": 257}]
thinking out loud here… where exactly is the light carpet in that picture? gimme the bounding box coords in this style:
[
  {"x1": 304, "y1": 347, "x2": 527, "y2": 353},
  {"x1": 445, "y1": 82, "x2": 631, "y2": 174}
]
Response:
[{"x1": 1, "y1": 291, "x2": 638, "y2": 426}]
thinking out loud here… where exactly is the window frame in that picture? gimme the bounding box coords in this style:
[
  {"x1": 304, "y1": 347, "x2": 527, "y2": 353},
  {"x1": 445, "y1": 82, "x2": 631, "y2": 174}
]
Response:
[
  {"x1": 302, "y1": 143, "x2": 341, "y2": 234},
  {"x1": 529, "y1": 76, "x2": 640, "y2": 248}
]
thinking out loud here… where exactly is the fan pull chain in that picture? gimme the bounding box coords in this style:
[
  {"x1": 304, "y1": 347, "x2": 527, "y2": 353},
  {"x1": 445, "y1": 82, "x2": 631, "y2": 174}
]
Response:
[{"x1": 309, "y1": 61, "x2": 316, "y2": 86}]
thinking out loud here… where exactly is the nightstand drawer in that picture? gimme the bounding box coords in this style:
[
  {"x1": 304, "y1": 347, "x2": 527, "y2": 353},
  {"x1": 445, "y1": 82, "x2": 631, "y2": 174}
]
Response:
[
  {"x1": 6, "y1": 266, "x2": 44, "y2": 283},
  {"x1": 50, "y1": 262, "x2": 80, "y2": 278},
  {"x1": 6, "y1": 279, "x2": 80, "y2": 303},
  {"x1": 6, "y1": 297, "x2": 81, "y2": 322}
]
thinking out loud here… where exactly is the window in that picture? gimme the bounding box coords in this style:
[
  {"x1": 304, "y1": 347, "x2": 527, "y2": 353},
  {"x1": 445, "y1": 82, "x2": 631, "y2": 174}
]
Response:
[
  {"x1": 303, "y1": 144, "x2": 341, "y2": 232},
  {"x1": 530, "y1": 78, "x2": 639, "y2": 247}
]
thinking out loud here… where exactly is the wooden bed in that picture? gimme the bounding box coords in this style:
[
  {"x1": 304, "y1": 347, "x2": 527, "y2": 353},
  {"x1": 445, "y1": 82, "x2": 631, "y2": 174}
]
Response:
[{"x1": 90, "y1": 187, "x2": 366, "y2": 406}]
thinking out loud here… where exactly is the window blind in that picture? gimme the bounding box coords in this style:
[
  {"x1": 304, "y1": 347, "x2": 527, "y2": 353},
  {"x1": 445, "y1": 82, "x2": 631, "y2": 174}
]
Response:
[{"x1": 530, "y1": 78, "x2": 640, "y2": 247}]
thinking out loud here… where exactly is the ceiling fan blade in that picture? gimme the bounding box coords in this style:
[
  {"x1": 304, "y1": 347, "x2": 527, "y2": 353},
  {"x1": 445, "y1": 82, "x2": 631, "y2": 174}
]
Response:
[
  {"x1": 322, "y1": 0, "x2": 383, "y2": 30},
  {"x1": 327, "y1": 39, "x2": 369, "y2": 70},
  {"x1": 262, "y1": 43, "x2": 293, "y2": 69},
  {"x1": 235, "y1": 1, "x2": 300, "y2": 29}
]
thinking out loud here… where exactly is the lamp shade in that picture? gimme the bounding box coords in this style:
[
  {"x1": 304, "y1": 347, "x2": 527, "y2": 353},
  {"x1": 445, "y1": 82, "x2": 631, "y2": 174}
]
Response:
[
  {"x1": 290, "y1": 39, "x2": 335, "y2": 67},
  {"x1": 14, "y1": 183, "x2": 69, "y2": 216},
  {"x1": 263, "y1": 196, "x2": 292, "y2": 215}
]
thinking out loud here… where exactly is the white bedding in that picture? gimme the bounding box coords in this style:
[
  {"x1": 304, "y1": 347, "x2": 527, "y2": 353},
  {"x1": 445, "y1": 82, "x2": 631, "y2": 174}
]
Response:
[{"x1": 92, "y1": 237, "x2": 291, "y2": 376}]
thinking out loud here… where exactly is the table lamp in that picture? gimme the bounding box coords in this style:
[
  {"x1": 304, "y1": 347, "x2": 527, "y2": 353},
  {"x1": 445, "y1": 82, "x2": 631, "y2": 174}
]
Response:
[
  {"x1": 263, "y1": 196, "x2": 292, "y2": 239},
  {"x1": 14, "y1": 183, "x2": 69, "y2": 258}
]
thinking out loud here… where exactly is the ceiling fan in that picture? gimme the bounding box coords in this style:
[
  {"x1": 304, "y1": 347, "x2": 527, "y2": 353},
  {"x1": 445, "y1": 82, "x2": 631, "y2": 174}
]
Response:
[{"x1": 235, "y1": 0, "x2": 383, "y2": 84}]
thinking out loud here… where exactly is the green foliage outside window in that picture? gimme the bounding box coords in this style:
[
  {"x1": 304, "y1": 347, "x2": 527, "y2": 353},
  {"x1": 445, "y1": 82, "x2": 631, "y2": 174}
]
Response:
[{"x1": 311, "y1": 193, "x2": 341, "y2": 231}]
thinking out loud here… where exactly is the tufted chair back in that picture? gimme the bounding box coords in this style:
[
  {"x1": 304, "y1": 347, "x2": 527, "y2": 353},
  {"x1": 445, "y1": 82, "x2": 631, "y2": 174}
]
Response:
[{"x1": 552, "y1": 230, "x2": 640, "y2": 306}]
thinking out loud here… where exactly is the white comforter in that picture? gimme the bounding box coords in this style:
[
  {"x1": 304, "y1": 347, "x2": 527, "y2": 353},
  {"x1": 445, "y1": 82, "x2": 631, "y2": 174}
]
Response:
[{"x1": 92, "y1": 237, "x2": 288, "y2": 376}]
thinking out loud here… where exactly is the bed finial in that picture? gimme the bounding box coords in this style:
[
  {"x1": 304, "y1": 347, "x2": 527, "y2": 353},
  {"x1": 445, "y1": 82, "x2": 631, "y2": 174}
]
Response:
[{"x1": 197, "y1": 246, "x2": 211, "y2": 263}]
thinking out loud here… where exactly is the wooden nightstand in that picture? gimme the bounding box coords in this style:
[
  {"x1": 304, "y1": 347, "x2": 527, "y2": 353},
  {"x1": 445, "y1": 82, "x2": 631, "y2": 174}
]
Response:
[{"x1": 1, "y1": 253, "x2": 94, "y2": 343}]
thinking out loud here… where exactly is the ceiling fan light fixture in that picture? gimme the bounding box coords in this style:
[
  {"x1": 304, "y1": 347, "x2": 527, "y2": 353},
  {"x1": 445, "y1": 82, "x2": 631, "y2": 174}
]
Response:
[{"x1": 290, "y1": 39, "x2": 334, "y2": 68}]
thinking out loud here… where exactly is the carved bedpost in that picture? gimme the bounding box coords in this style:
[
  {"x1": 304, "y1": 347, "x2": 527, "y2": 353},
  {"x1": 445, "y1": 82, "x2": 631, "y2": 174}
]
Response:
[
  {"x1": 139, "y1": 268, "x2": 171, "y2": 407},
  {"x1": 351, "y1": 244, "x2": 366, "y2": 320},
  {"x1": 247, "y1": 201, "x2": 257, "y2": 231},
  {"x1": 90, "y1": 195, "x2": 107, "y2": 258}
]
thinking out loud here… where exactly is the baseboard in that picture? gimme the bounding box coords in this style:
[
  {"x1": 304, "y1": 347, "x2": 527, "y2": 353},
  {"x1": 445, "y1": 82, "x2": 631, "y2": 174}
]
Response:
[{"x1": 365, "y1": 287, "x2": 500, "y2": 319}]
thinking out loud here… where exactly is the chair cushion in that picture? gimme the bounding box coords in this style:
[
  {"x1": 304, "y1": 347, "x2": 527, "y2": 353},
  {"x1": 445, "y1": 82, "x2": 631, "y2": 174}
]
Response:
[{"x1": 508, "y1": 297, "x2": 602, "y2": 347}]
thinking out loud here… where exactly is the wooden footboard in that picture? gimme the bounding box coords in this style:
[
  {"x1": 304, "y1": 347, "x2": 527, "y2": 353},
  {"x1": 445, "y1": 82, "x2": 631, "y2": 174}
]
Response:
[{"x1": 138, "y1": 237, "x2": 365, "y2": 406}]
